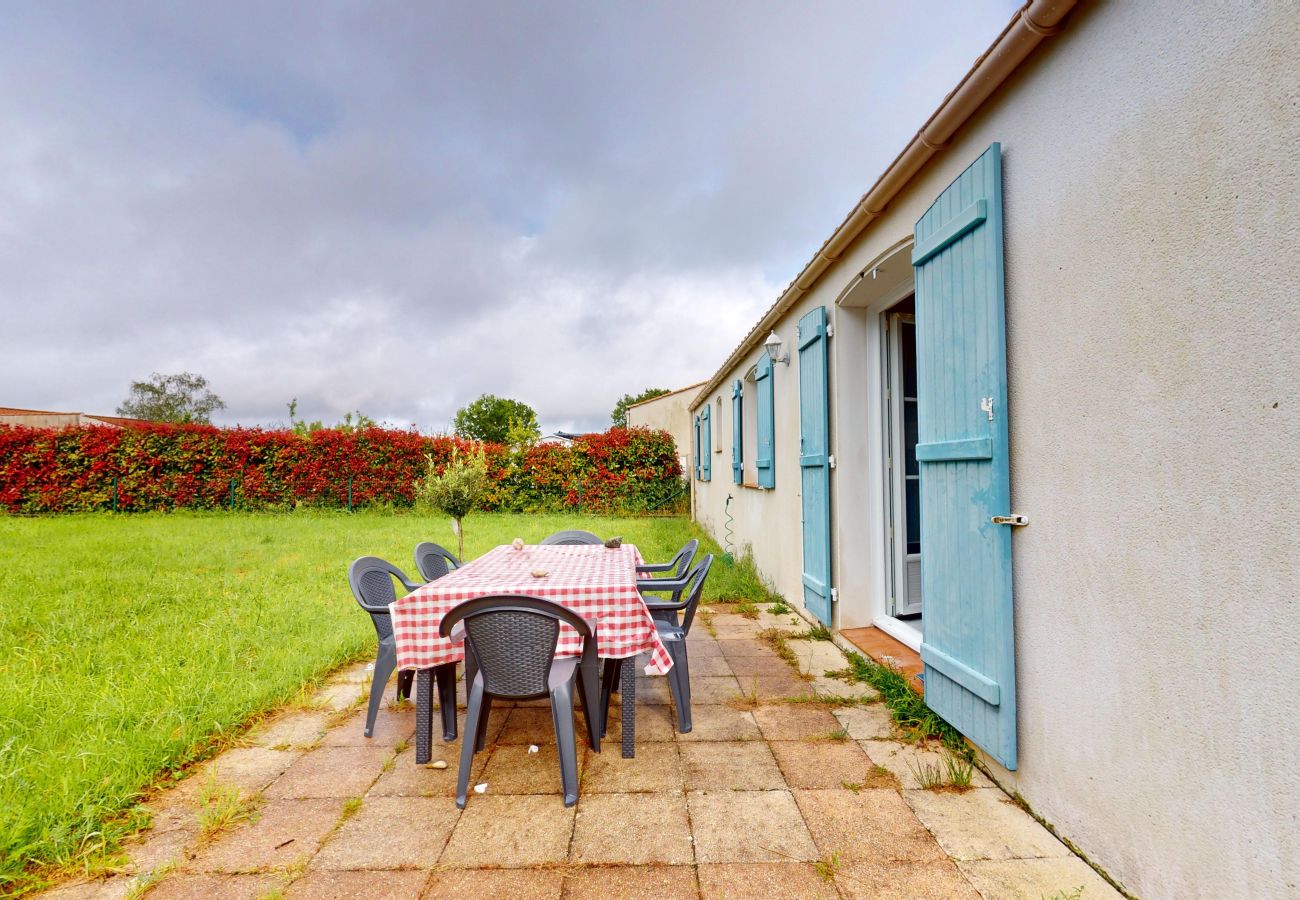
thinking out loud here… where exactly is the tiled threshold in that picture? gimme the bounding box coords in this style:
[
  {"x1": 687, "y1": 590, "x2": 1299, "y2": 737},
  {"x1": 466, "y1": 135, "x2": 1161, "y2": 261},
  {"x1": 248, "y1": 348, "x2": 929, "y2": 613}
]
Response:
[{"x1": 838, "y1": 627, "x2": 925, "y2": 695}]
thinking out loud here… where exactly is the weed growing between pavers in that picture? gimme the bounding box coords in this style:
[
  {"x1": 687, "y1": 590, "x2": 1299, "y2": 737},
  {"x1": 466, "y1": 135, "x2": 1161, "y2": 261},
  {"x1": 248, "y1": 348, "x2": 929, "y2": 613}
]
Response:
[
  {"x1": 0, "y1": 510, "x2": 768, "y2": 894},
  {"x1": 825, "y1": 652, "x2": 969, "y2": 757},
  {"x1": 909, "y1": 755, "x2": 975, "y2": 792}
]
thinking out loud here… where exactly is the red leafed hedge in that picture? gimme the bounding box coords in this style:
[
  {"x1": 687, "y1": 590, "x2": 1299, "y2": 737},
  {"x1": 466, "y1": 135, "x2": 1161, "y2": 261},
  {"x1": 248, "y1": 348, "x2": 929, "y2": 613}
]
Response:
[{"x1": 0, "y1": 424, "x2": 684, "y2": 515}]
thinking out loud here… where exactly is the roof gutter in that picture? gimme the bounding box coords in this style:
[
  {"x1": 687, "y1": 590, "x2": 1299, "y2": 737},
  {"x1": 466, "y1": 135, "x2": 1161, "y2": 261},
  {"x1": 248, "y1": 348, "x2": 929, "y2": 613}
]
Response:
[{"x1": 690, "y1": 0, "x2": 1076, "y2": 409}]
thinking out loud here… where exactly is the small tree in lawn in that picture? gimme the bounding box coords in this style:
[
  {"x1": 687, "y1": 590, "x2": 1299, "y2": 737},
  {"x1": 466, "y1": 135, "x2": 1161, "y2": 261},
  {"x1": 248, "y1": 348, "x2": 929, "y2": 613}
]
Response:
[{"x1": 416, "y1": 446, "x2": 488, "y2": 560}]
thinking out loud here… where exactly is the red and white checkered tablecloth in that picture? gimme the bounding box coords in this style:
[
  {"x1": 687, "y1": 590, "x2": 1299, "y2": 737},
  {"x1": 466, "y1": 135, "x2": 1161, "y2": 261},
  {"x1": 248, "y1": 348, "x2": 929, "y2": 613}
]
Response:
[{"x1": 389, "y1": 543, "x2": 673, "y2": 675}]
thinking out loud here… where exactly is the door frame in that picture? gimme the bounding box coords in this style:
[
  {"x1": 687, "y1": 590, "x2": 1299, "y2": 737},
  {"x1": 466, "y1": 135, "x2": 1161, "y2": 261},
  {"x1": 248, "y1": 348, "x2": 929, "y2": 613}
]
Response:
[{"x1": 885, "y1": 309, "x2": 921, "y2": 619}]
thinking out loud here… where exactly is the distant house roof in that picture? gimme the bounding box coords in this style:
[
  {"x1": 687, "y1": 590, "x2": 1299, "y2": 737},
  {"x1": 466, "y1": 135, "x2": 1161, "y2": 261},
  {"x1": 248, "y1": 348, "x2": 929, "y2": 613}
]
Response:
[
  {"x1": 537, "y1": 431, "x2": 582, "y2": 446},
  {"x1": 624, "y1": 381, "x2": 707, "y2": 411},
  {"x1": 0, "y1": 407, "x2": 155, "y2": 428}
]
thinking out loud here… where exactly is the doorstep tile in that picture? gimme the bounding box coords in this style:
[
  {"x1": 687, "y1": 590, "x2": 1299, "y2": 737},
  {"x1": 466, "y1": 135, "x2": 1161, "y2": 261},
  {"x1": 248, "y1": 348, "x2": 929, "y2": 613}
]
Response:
[
  {"x1": 688, "y1": 790, "x2": 818, "y2": 864},
  {"x1": 440, "y1": 795, "x2": 575, "y2": 867},
  {"x1": 570, "y1": 793, "x2": 693, "y2": 864}
]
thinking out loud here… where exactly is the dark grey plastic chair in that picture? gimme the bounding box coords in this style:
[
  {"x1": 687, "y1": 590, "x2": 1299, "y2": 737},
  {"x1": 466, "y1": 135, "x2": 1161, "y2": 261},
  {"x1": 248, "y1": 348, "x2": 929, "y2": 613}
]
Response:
[
  {"x1": 629, "y1": 554, "x2": 714, "y2": 734},
  {"x1": 636, "y1": 539, "x2": 699, "y2": 608},
  {"x1": 348, "y1": 556, "x2": 456, "y2": 740},
  {"x1": 539, "y1": 529, "x2": 603, "y2": 546},
  {"x1": 414, "y1": 541, "x2": 460, "y2": 582},
  {"x1": 441, "y1": 595, "x2": 601, "y2": 808}
]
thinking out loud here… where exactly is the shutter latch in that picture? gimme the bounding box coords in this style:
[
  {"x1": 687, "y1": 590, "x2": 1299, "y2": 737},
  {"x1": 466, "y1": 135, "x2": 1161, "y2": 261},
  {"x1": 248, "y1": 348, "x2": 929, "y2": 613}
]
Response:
[{"x1": 991, "y1": 514, "x2": 1029, "y2": 526}]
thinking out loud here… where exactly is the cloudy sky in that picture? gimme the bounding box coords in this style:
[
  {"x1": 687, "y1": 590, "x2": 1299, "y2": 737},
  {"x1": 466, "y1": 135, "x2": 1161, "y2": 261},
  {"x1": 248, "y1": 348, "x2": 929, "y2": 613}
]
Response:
[{"x1": 1, "y1": 1, "x2": 1016, "y2": 433}]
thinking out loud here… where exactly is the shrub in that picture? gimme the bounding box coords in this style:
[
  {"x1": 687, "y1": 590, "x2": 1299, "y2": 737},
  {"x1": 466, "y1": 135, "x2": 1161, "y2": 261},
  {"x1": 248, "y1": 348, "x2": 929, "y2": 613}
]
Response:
[{"x1": 415, "y1": 446, "x2": 489, "y2": 558}]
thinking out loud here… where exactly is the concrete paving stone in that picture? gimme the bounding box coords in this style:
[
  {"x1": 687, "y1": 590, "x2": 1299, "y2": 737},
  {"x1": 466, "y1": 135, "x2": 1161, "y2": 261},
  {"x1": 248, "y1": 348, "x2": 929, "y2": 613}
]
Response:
[
  {"x1": 601, "y1": 702, "x2": 677, "y2": 743},
  {"x1": 328, "y1": 661, "x2": 373, "y2": 683},
  {"x1": 710, "y1": 617, "x2": 766, "y2": 638},
  {"x1": 147, "y1": 873, "x2": 280, "y2": 900},
  {"x1": 804, "y1": 641, "x2": 851, "y2": 677},
  {"x1": 811, "y1": 676, "x2": 881, "y2": 702},
  {"x1": 263, "y1": 747, "x2": 392, "y2": 799},
  {"x1": 582, "y1": 741, "x2": 683, "y2": 793},
  {"x1": 726, "y1": 654, "x2": 793, "y2": 676},
  {"x1": 794, "y1": 788, "x2": 946, "y2": 864},
  {"x1": 319, "y1": 706, "x2": 415, "y2": 748},
  {"x1": 122, "y1": 823, "x2": 197, "y2": 875},
  {"x1": 479, "y1": 743, "x2": 585, "y2": 796},
  {"x1": 957, "y1": 857, "x2": 1124, "y2": 899},
  {"x1": 421, "y1": 867, "x2": 563, "y2": 898},
  {"x1": 496, "y1": 706, "x2": 561, "y2": 744},
  {"x1": 747, "y1": 673, "x2": 817, "y2": 699},
  {"x1": 903, "y1": 788, "x2": 1070, "y2": 862},
  {"x1": 248, "y1": 712, "x2": 331, "y2": 750},
  {"x1": 367, "y1": 747, "x2": 480, "y2": 798},
  {"x1": 286, "y1": 868, "x2": 430, "y2": 899},
  {"x1": 860, "y1": 741, "x2": 994, "y2": 791},
  {"x1": 183, "y1": 798, "x2": 341, "y2": 873},
  {"x1": 687, "y1": 790, "x2": 819, "y2": 864},
  {"x1": 311, "y1": 796, "x2": 459, "y2": 870},
  {"x1": 451, "y1": 707, "x2": 508, "y2": 745},
  {"x1": 831, "y1": 704, "x2": 895, "y2": 740},
  {"x1": 683, "y1": 637, "x2": 725, "y2": 657},
  {"x1": 751, "y1": 704, "x2": 842, "y2": 741},
  {"x1": 681, "y1": 741, "x2": 786, "y2": 791},
  {"x1": 685, "y1": 675, "x2": 743, "y2": 704},
  {"x1": 570, "y1": 793, "x2": 694, "y2": 865},
  {"x1": 562, "y1": 864, "x2": 697, "y2": 899},
  {"x1": 681, "y1": 654, "x2": 734, "y2": 676},
  {"x1": 754, "y1": 611, "x2": 805, "y2": 630},
  {"x1": 193, "y1": 748, "x2": 301, "y2": 795},
  {"x1": 768, "y1": 740, "x2": 875, "y2": 790},
  {"x1": 717, "y1": 639, "x2": 782, "y2": 659},
  {"x1": 631, "y1": 676, "x2": 673, "y2": 705},
  {"x1": 40, "y1": 878, "x2": 134, "y2": 900},
  {"x1": 835, "y1": 859, "x2": 981, "y2": 899},
  {"x1": 440, "y1": 795, "x2": 575, "y2": 867},
  {"x1": 312, "y1": 681, "x2": 365, "y2": 712},
  {"x1": 675, "y1": 704, "x2": 761, "y2": 742},
  {"x1": 697, "y1": 863, "x2": 839, "y2": 899}
]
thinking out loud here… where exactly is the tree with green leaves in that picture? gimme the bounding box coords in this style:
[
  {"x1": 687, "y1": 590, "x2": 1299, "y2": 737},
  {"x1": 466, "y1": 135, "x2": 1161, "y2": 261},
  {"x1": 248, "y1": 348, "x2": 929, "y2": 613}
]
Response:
[
  {"x1": 453, "y1": 394, "x2": 539, "y2": 444},
  {"x1": 415, "y1": 447, "x2": 488, "y2": 559},
  {"x1": 286, "y1": 398, "x2": 376, "y2": 434},
  {"x1": 117, "y1": 372, "x2": 226, "y2": 424},
  {"x1": 611, "y1": 387, "x2": 670, "y2": 428}
]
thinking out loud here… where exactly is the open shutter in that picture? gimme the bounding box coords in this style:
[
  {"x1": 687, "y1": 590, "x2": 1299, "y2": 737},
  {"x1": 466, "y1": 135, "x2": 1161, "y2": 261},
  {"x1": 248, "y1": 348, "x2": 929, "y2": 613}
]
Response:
[
  {"x1": 701, "y1": 404, "x2": 711, "y2": 482},
  {"x1": 731, "y1": 380, "x2": 744, "y2": 483},
  {"x1": 693, "y1": 414, "x2": 702, "y2": 481},
  {"x1": 798, "y1": 307, "x2": 832, "y2": 625},
  {"x1": 755, "y1": 353, "x2": 775, "y2": 488},
  {"x1": 911, "y1": 142, "x2": 1017, "y2": 769}
]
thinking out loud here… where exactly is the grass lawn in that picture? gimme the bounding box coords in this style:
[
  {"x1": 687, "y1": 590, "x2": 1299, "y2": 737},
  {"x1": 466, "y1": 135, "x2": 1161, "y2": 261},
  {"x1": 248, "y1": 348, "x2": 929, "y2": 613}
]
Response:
[{"x1": 0, "y1": 510, "x2": 766, "y2": 892}]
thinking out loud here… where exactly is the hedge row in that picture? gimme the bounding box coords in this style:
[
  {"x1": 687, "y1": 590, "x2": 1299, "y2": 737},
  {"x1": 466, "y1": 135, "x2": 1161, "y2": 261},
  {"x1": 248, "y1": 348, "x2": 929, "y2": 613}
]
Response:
[{"x1": 0, "y1": 424, "x2": 685, "y2": 515}]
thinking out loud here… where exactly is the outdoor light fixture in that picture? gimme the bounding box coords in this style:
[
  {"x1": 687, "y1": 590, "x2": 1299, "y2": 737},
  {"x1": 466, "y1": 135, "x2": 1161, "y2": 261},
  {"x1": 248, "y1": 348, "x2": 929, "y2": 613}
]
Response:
[{"x1": 763, "y1": 331, "x2": 790, "y2": 366}]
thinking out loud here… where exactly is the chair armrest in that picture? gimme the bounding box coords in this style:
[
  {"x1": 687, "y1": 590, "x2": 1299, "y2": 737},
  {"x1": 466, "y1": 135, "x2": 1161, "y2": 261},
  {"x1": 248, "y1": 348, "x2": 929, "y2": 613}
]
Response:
[
  {"x1": 637, "y1": 573, "x2": 690, "y2": 594},
  {"x1": 644, "y1": 598, "x2": 689, "y2": 612},
  {"x1": 448, "y1": 622, "x2": 466, "y2": 644},
  {"x1": 396, "y1": 574, "x2": 422, "y2": 592},
  {"x1": 636, "y1": 562, "x2": 676, "y2": 574}
]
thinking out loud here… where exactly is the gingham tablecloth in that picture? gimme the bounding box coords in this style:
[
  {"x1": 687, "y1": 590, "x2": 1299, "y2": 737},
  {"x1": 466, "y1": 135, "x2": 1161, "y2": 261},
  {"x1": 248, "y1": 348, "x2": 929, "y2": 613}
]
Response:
[{"x1": 389, "y1": 543, "x2": 673, "y2": 675}]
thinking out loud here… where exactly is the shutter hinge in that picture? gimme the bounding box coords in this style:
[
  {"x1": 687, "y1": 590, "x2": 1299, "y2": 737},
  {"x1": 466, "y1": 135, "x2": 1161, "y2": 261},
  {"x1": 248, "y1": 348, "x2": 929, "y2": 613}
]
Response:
[
  {"x1": 886, "y1": 456, "x2": 893, "y2": 470},
  {"x1": 991, "y1": 514, "x2": 1030, "y2": 526},
  {"x1": 826, "y1": 324, "x2": 834, "y2": 338},
  {"x1": 828, "y1": 455, "x2": 836, "y2": 469},
  {"x1": 830, "y1": 588, "x2": 839, "y2": 604}
]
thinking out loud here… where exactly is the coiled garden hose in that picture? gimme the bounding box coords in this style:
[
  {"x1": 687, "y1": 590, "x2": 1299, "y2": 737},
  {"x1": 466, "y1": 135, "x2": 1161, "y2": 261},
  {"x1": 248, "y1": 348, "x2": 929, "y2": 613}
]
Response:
[{"x1": 723, "y1": 494, "x2": 735, "y2": 564}]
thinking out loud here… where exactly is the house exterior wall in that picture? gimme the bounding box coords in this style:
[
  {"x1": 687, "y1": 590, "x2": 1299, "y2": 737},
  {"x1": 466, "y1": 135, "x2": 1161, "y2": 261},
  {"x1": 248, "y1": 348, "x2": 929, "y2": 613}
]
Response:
[
  {"x1": 626, "y1": 386, "x2": 699, "y2": 473},
  {"x1": 691, "y1": 2, "x2": 1299, "y2": 896}
]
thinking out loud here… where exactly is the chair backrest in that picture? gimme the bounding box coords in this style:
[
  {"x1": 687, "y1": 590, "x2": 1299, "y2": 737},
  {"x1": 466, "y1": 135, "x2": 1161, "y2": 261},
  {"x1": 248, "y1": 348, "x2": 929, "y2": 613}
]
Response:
[
  {"x1": 414, "y1": 541, "x2": 460, "y2": 582},
  {"x1": 440, "y1": 595, "x2": 594, "y2": 699},
  {"x1": 539, "y1": 529, "x2": 603, "y2": 546},
  {"x1": 348, "y1": 556, "x2": 416, "y2": 640},
  {"x1": 678, "y1": 554, "x2": 715, "y2": 634},
  {"x1": 671, "y1": 539, "x2": 699, "y2": 578}
]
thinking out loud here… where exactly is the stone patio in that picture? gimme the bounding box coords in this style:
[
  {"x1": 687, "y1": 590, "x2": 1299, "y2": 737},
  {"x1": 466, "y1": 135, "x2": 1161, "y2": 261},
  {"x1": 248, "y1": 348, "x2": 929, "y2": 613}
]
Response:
[{"x1": 44, "y1": 608, "x2": 1120, "y2": 899}]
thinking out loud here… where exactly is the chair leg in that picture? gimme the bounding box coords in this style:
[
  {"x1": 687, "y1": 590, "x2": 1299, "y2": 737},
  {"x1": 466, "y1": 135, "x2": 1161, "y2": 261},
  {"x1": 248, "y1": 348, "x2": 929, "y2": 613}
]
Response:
[
  {"x1": 457, "y1": 679, "x2": 484, "y2": 809},
  {"x1": 474, "y1": 695, "x2": 494, "y2": 752},
  {"x1": 575, "y1": 664, "x2": 602, "y2": 752},
  {"x1": 550, "y1": 681, "x2": 580, "y2": 807},
  {"x1": 667, "y1": 641, "x2": 693, "y2": 734},
  {"x1": 366, "y1": 642, "x2": 397, "y2": 738},
  {"x1": 599, "y1": 657, "x2": 620, "y2": 738},
  {"x1": 395, "y1": 669, "x2": 414, "y2": 702},
  {"x1": 435, "y1": 663, "x2": 458, "y2": 741},
  {"x1": 415, "y1": 669, "x2": 435, "y2": 764}
]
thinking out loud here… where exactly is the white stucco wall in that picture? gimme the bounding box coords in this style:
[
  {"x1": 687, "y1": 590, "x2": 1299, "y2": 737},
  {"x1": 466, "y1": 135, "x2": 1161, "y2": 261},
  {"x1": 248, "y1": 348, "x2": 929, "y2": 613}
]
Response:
[{"x1": 691, "y1": 2, "x2": 1300, "y2": 896}]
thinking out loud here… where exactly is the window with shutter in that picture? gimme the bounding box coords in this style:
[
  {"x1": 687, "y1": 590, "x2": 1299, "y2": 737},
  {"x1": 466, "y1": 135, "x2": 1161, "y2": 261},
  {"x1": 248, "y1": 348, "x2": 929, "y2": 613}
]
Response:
[
  {"x1": 700, "y1": 404, "x2": 712, "y2": 482},
  {"x1": 731, "y1": 380, "x2": 744, "y2": 484},
  {"x1": 755, "y1": 353, "x2": 775, "y2": 488}
]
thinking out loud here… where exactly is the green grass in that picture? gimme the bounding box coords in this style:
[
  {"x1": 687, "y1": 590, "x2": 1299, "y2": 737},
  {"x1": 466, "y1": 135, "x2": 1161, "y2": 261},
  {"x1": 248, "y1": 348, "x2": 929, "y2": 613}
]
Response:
[{"x1": 0, "y1": 509, "x2": 761, "y2": 893}]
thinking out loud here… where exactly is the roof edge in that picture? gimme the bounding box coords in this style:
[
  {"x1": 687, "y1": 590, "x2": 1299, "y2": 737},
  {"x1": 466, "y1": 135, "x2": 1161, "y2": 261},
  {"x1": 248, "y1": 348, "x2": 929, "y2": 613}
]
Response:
[
  {"x1": 625, "y1": 380, "x2": 708, "y2": 410},
  {"x1": 690, "y1": 0, "x2": 1077, "y2": 409}
]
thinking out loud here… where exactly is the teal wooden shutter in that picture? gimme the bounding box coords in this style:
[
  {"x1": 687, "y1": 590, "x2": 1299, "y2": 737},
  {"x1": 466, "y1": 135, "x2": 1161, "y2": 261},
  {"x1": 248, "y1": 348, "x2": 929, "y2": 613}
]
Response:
[
  {"x1": 693, "y1": 414, "x2": 702, "y2": 480},
  {"x1": 701, "y1": 404, "x2": 712, "y2": 482},
  {"x1": 731, "y1": 380, "x2": 744, "y2": 484},
  {"x1": 911, "y1": 142, "x2": 1017, "y2": 769},
  {"x1": 755, "y1": 353, "x2": 775, "y2": 488},
  {"x1": 798, "y1": 307, "x2": 832, "y2": 625}
]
